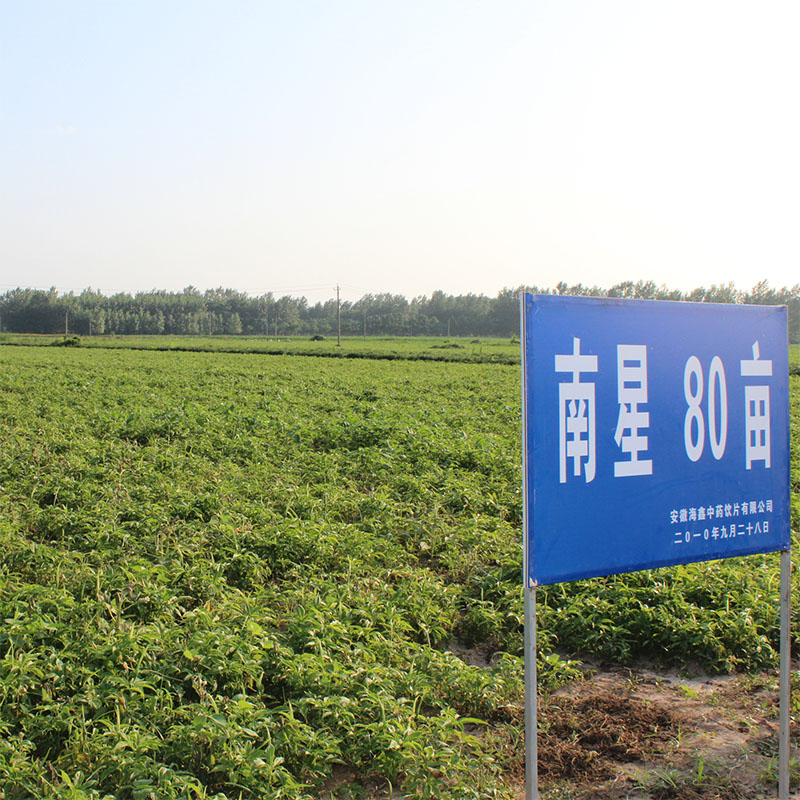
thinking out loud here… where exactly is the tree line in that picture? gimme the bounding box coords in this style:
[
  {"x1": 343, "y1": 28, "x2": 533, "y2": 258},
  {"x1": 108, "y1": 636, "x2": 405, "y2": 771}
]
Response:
[{"x1": 1, "y1": 280, "x2": 798, "y2": 342}]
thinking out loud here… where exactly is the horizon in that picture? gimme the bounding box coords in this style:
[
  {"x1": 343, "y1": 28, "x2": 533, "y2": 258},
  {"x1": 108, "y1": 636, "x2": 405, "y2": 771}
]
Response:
[{"x1": 2, "y1": 276, "x2": 799, "y2": 305}]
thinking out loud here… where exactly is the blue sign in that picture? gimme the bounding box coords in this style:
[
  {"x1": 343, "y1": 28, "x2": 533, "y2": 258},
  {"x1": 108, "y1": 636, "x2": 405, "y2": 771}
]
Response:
[{"x1": 522, "y1": 294, "x2": 790, "y2": 586}]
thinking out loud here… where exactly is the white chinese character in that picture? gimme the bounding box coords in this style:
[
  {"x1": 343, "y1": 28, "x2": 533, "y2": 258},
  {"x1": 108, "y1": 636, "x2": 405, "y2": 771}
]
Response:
[
  {"x1": 758, "y1": 501, "x2": 765, "y2": 513},
  {"x1": 679, "y1": 508, "x2": 688, "y2": 523},
  {"x1": 740, "y1": 341, "x2": 772, "y2": 469},
  {"x1": 670, "y1": 509, "x2": 679, "y2": 524},
  {"x1": 749, "y1": 501, "x2": 757, "y2": 515},
  {"x1": 555, "y1": 337, "x2": 598, "y2": 483},
  {"x1": 724, "y1": 503, "x2": 732, "y2": 517},
  {"x1": 613, "y1": 344, "x2": 652, "y2": 477},
  {"x1": 706, "y1": 506, "x2": 714, "y2": 519},
  {"x1": 715, "y1": 504, "x2": 724, "y2": 517},
  {"x1": 766, "y1": 500, "x2": 773, "y2": 512},
  {"x1": 697, "y1": 507, "x2": 706, "y2": 521},
  {"x1": 689, "y1": 507, "x2": 697, "y2": 521}
]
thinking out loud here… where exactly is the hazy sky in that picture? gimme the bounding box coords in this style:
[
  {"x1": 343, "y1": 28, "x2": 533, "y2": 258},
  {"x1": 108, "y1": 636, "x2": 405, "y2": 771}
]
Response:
[{"x1": 2, "y1": 1, "x2": 798, "y2": 303}]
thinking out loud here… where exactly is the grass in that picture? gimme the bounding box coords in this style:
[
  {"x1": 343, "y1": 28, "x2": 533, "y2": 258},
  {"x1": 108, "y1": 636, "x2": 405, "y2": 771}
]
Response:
[{"x1": 0, "y1": 345, "x2": 796, "y2": 798}]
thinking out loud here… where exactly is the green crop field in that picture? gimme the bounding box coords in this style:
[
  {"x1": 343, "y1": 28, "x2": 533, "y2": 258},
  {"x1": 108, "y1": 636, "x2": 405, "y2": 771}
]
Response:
[{"x1": 0, "y1": 344, "x2": 798, "y2": 798}]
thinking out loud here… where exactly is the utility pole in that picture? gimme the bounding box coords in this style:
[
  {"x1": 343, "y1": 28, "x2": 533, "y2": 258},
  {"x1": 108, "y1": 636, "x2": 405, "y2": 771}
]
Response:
[{"x1": 336, "y1": 285, "x2": 341, "y2": 347}]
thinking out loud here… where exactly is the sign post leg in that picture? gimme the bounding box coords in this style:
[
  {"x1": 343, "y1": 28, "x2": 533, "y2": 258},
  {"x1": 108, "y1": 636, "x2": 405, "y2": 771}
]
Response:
[
  {"x1": 779, "y1": 546, "x2": 791, "y2": 800},
  {"x1": 524, "y1": 585, "x2": 538, "y2": 800}
]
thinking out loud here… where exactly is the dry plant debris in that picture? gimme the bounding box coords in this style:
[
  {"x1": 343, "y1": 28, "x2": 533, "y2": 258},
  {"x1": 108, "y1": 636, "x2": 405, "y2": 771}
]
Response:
[{"x1": 524, "y1": 666, "x2": 799, "y2": 800}]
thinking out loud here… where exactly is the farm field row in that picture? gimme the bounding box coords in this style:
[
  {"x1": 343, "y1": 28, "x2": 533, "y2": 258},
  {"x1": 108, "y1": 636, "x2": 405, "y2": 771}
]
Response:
[
  {"x1": 0, "y1": 346, "x2": 797, "y2": 798},
  {"x1": 5, "y1": 335, "x2": 797, "y2": 372},
  {"x1": 0, "y1": 334, "x2": 520, "y2": 365}
]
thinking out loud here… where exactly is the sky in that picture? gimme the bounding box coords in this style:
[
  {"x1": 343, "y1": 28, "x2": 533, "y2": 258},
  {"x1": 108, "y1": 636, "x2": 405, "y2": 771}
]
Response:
[{"x1": 1, "y1": 1, "x2": 798, "y2": 303}]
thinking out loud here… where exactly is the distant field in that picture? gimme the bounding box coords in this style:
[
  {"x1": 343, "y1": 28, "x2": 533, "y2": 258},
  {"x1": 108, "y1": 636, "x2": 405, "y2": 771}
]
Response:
[
  {"x1": 0, "y1": 344, "x2": 797, "y2": 798},
  {"x1": 0, "y1": 333, "x2": 520, "y2": 364},
  {"x1": 3, "y1": 334, "x2": 798, "y2": 372}
]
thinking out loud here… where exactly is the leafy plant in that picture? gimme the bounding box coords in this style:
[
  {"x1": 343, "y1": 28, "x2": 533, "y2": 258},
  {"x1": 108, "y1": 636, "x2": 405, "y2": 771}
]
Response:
[{"x1": 0, "y1": 344, "x2": 796, "y2": 798}]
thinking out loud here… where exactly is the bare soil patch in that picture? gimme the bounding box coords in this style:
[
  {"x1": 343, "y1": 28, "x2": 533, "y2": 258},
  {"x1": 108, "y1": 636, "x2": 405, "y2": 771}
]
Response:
[
  {"x1": 539, "y1": 688, "x2": 681, "y2": 783},
  {"x1": 522, "y1": 663, "x2": 798, "y2": 800}
]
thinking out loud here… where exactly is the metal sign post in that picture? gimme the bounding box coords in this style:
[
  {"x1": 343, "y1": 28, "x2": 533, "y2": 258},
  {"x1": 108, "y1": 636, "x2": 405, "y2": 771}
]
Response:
[
  {"x1": 779, "y1": 547, "x2": 791, "y2": 800},
  {"x1": 520, "y1": 293, "x2": 538, "y2": 800},
  {"x1": 520, "y1": 293, "x2": 792, "y2": 798},
  {"x1": 524, "y1": 586, "x2": 538, "y2": 800}
]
